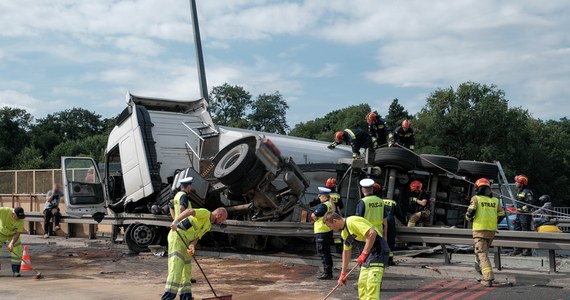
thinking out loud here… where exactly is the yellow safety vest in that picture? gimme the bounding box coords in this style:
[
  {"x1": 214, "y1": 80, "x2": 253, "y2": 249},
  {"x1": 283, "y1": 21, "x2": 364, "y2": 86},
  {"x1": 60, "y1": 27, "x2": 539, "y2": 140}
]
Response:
[
  {"x1": 361, "y1": 195, "x2": 384, "y2": 235},
  {"x1": 314, "y1": 201, "x2": 333, "y2": 233},
  {"x1": 173, "y1": 191, "x2": 192, "y2": 219},
  {"x1": 473, "y1": 195, "x2": 499, "y2": 231}
]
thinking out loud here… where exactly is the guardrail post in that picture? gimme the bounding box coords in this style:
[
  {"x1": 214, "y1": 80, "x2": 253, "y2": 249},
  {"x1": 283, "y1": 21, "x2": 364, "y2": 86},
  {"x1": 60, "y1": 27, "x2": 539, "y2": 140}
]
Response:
[
  {"x1": 549, "y1": 250, "x2": 557, "y2": 273},
  {"x1": 89, "y1": 224, "x2": 96, "y2": 240},
  {"x1": 68, "y1": 223, "x2": 76, "y2": 238},
  {"x1": 494, "y1": 247, "x2": 502, "y2": 270},
  {"x1": 441, "y1": 244, "x2": 451, "y2": 264},
  {"x1": 28, "y1": 221, "x2": 36, "y2": 235}
]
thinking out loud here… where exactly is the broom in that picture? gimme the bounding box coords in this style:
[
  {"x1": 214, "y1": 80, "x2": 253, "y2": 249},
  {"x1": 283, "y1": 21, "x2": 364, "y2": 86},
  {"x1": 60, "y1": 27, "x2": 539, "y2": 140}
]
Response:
[{"x1": 175, "y1": 230, "x2": 232, "y2": 300}]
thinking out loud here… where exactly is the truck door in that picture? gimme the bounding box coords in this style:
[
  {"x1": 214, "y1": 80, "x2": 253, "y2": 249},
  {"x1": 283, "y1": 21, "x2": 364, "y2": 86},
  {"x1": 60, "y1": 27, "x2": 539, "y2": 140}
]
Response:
[{"x1": 61, "y1": 157, "x2": 107, "y2": 220}]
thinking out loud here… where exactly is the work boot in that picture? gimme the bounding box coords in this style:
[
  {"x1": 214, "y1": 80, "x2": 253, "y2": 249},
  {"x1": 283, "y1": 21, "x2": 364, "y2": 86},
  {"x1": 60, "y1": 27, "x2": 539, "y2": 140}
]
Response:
[
  {"x1": 318, "y1": 273, "x2": 333, "y2": 280},
  {"x1": 13, "y1": 272, "x2": 21, "y2": 277},
  {"x1": 388, "y1": 256, "x2": 396, "y2": 266},
  {"x1": 480, "y1": 280, "x2": 492, "y2": 287},
  {"x1": 521, "y1": 249, "x2": 532, "y2": 256},
  {"x1": 509, "y1": 249, "x2": 522, "y2": 256}
]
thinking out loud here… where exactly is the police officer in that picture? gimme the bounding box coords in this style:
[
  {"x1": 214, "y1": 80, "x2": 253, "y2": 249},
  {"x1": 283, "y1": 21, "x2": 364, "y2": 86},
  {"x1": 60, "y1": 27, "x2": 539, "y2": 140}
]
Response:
[
  {"x1": 465, "y1": 178, "x2": 505, "y2": 287},
  {"x1": 311, "y1": 187, "x2": 335, "y2": 280},
  {"x1": 0, "y1": 207, "x2": 26, "y2": 277},
  {"x1": 366, "y1": 112, "x2": 389, "y2": 148},
  {"x1": 308, "y1": 178, "x2": 344, "y2": 215},
  {"x1": 375, "y1": 182, "x2": 406, "y2": 265},
  {"x1": 407, "y1": 180, "x2": 432, "y2": 227},
  {"x1": 328, "y1": 128, "x2": 373, "y2": 158},
  {"x1": 164, "y1": 207, "x2": 228, "y2": 300},
  {"x1": 389, "y1": 119, "x2": 415, "y2": 150},
  {"x1": 324, "y1": 212, "x2": 390, "y2": 300},
  {"x1": 511, "y1": 174, "x2": 534, "y2": 256},
  {"x1": 355, "y1": 178, "x2": 388, "y2": 240}
]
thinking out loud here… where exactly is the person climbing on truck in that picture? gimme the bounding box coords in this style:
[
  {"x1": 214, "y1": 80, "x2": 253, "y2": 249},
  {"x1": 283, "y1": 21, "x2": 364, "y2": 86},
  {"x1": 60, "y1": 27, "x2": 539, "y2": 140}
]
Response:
[
  {"x1": 327, "y1": 128, "x2": 373, "y2": 158},
  {"x1": 366, "y1": 112, "x2": 389, "y2": 148},
  {"x1": 407, "y1": 180, "x2": 432, "y2": 227},
  {"x1": 389, "y1": 119, "x2": 415, "y2": 150}
]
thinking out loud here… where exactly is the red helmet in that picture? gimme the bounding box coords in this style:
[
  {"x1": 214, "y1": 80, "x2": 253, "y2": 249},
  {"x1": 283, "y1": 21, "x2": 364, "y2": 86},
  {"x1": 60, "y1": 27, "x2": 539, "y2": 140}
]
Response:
[
  {"x1": 402, "y1": 119, "x2": 411, "y2": 129},
  {"x1": 373, "y1": 182, "x2": 381, "y2": 193},
  {"x1": 334, "y1": 131, "x2": 344, "y2": 143},
  {"x1": 325, "y1": 177, "x2": 337, "y2": 188},
  {"x1": 475, "y1": 178, "x2": 491, "y2": 189},
  {"x1": 366, "y1": 112, "x2": 377, "y2": 124},
  {"x1": 409, "y1": 180, "x2": 422, "y2": 192},
  {"x1": 514, "y1": 175, "x2": 528, "y2": 185}
]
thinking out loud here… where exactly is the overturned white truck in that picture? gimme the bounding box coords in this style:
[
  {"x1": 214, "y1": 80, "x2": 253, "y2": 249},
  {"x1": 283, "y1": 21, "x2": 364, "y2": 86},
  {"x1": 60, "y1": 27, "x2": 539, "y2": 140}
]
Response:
[{"x1": 62, "y1": 93, "x2": 505, "y2": 253}]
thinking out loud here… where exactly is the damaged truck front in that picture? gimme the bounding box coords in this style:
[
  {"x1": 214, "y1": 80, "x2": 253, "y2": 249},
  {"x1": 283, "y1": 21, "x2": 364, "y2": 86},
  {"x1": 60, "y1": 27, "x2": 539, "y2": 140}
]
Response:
[{"x1": 62, "y1": 93, "x2": 351, "y2": 253}]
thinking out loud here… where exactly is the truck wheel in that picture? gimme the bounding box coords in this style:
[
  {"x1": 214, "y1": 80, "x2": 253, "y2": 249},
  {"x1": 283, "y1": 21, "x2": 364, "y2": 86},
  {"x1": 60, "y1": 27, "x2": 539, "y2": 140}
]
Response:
[
  {"x1": 457, "y1": 160, "x2": 499, "y2": 180},
  {"x1": 214, "y1": 143, "x2": 256, "y2": 186},
  {"x1": 417, "y1": 154, "x2": 459, "y2": 174},
  {"x1": 374, "y1": 147, "x2": 416, "y2": 171},
  {"x1": 228, "y1": 159, "x2": 267, "y2": 195},
  {"x1": 125, "y1": 223, "x2": 155, "y2": 254}
]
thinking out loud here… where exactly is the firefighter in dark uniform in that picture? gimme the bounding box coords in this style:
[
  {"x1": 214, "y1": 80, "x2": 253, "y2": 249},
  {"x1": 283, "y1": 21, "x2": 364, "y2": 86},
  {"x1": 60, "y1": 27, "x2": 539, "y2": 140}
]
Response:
[
  {"x1": 311, "y1": 187, "x2": 335, "y2": 280},
  {"x1": 374, "y1": 182, "x2": 406, "y2": 265},
  {"x1": 511, "y1": 174, "x2": 534, "y2": 256},
  {"x1": 407, "y1": 180, "x2": 432, "y2": 227},
  {"x1": 389, "y1": 119, "x2": 415, "y2": 150},
  {"x1": 324, "y1": 212, "x2": 390, "y2": 300},
  {"x1": 465, "y1": 178, "x2": 505, "y2": 287},
  {"x1": 533, "y1": 195, "x2": 555, "y2": 227},
  {"x1": 328, "y1": 128, "x2": 373, "y2": 158},
  {"x1": 366, "y1": 112, "x2": 389, "y2": 148}
]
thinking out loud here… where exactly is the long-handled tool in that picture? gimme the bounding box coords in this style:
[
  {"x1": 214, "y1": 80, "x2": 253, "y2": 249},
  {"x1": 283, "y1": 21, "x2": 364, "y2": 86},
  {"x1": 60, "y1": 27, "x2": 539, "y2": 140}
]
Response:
[
  {"x1": 323, "y1": 263, "x2": 360, "y2": 300},
  {"x1": 8, "y1": 248, "x2": 44, "y2": 280},
  {"x1": 174, "y1": 230, "x2": 232, "y2": 300}
]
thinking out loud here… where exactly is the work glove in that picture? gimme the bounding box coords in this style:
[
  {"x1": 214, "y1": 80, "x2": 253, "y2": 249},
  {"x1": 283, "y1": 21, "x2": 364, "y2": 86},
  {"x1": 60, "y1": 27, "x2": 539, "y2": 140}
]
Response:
[
  {"x1": 357, "y1": 252, "x2": 369, "y2": 265},
  {"x1": 521, "y1": 205, "x2": 529, "y2": 212},
  {"x1": 187, "y1": 244, "x2": 195, "y2": 256},
  {"x1": 352, "y1": 153, "x2": 359, "y2": 159},
  {"x1": 7, "y1": 242, "x2": 13, "y2": 252},
  {"x1": 337, "y1": 272, "x2": 348, "y2": 286},
  {"x1": 410, "y1": 145, "x2": 415, "y2": 151},
  {"x1": 327, "y1": 143, "x2": 337, "y2": 149}
]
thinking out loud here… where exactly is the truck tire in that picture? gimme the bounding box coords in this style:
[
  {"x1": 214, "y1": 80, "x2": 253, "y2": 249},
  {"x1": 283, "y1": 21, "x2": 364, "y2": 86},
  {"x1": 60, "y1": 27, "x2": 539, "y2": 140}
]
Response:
[
  {"x1": 374, "y1": 147, "x2": 416, "y2": 171},
  {"x1": 214, "y1": 143, "x2": 256, "y2": 186},
  {"x1": 125, "y1": 223, "x2": 155, "y2": 254},
  {"x1": 457, "y1": 160, "x2": 499, "y2": 180},
  {"x1": 417, "y1": 154, "x2": 459, "y2": 174},
  {"x1": 228, "y1": 159, "x2": 267, "y2": 195}
]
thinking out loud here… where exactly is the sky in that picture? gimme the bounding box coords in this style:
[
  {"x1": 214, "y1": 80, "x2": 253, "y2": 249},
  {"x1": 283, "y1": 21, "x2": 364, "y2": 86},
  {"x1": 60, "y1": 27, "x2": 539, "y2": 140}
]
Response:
[{"x1": 1, "y1": 0, "x2": 568, "y2": 127}]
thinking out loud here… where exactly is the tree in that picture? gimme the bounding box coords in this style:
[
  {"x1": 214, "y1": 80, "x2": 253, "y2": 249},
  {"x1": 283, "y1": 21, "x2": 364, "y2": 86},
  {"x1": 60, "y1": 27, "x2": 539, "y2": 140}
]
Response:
[
  {"x1": 385, "y1": 98, "x2": 412, "y2": 129},
  {"x1": 14, "y1": 146, "x2": 44, "y2": 169},
  {"x1": 0, "y1": 107, "x2": 33, "y2": 169},
  {"x1": 209, "y1": 83, "x2": 252, "y2": 128},
  {"x1": 44, "y1": 135, "x2": 107, "y2": 168},
  {"x1": 290, "y1": 104, "x2": 370, "y2": 141},
  {"x1": 247, "y1": 92, "x2": 290, "y2": 134}
]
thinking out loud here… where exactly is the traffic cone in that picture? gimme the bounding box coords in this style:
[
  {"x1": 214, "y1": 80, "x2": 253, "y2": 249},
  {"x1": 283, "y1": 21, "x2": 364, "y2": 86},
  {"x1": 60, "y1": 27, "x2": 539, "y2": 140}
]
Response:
[{"x1": 20, "y1": 245, "x2": 32, "y2": 271}]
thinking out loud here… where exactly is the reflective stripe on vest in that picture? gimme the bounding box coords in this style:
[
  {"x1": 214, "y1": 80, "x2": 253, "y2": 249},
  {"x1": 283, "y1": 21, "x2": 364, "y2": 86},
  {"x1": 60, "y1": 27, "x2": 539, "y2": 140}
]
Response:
[
  {"x1": 362, "y1": 195, "x2": 384, "y2": 235},
  {"x1": 314, "y1": 201, "x2": 333, "y2": 233},
  {"x1": 473, "y1": 195, "x2": 499, "y2": 231},
  {"x1": 345, "y1": 129, "x2": 356, "y2": 140},
  {"x1": 331, "y1": 193, "x2": 341, "y2": 204}
]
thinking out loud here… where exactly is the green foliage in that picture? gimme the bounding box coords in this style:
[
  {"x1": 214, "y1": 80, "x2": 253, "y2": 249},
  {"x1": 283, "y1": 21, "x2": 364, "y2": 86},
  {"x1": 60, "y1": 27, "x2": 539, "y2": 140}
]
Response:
[
  {"x1": 44, "y1": 135, "x2": 107, "y2": 168},
  {"x1": 290, "y1": 103, "x2": 370, "y2": 141},
  {"x1": 209, "y1": 83, "x2": 252, "y2": 128},
  {"x1": 0, "y1": 107, "x2": 33, "y2": 169},
  {"x1": 247, "y1": 92, "x2": 290, "y2": 134},
  {"x1": 385, "y1": 98, "x2": 412, "y2": 129},
  {"x1": 14, "y1": 146, "x2": 44, "y2": 169}
]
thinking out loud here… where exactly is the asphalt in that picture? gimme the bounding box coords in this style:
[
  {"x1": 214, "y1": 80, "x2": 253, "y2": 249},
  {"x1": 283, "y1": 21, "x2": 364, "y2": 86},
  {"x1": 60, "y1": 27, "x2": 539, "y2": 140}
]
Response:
[{"x1": 18, "y1": 234, "x2": 570, "y2": 289}]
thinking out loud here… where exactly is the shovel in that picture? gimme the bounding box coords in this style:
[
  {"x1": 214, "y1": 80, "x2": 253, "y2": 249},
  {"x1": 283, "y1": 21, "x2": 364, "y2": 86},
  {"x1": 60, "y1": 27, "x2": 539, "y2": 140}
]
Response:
[{"x1": 174, "y1": 230, "x2": 232, "y2": 300}]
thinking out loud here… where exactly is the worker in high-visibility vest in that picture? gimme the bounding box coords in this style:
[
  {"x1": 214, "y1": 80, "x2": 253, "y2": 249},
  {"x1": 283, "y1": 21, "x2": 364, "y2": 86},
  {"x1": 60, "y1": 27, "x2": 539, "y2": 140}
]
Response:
[
  {"x1": 465, "y1": 178, "x2": 505, "y2": 287},
  {"x1": 311, "y1": 187, "x2": 335, "y2": 280},
  {"x1": 355, "y1": 178, "x2": 388, "y2": 240},
  {"x1": 0, "y1": 207, "x2": 26, "y2": 277},
  {"x1": 324, "y1": 212, "x2": 390, "y2": 300}
]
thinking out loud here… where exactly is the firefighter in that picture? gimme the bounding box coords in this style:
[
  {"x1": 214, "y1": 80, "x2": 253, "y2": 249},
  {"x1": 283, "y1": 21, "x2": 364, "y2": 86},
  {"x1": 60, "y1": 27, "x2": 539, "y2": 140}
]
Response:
[
  {"x1": 511, "y1": 174, "x2": 535, "y2": 256},
  {"x1": 0, "y1": 207, "x2": 26, "y2": 277},
  {"x1": 310, "y1": 187, "x2": 335, "y2": 280},
  {"x1": 389, "y1": 119, "x2": 415, "y2": 150},
  {"x1": 375, "y1": 182, "x2": 406, "y2": 265},
  {"x1": 164, "y1": 207, "x2": 228, "y2": 300},
  {"x1": 465, "y1": 178, "x2": 505, "y2": 287},
  {"x1": 324, "y1": 212, "x2": 390, "y2": 300},
  {"x1": 328, "y1": 128, "x2": 373, "y2": 158},
  {"x1": 366, "y1": 112, "x2": 389, "y2": 148},
  {"x1": 407, "y1": 180, "x2": 432, "y2": 227}
]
